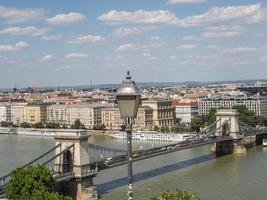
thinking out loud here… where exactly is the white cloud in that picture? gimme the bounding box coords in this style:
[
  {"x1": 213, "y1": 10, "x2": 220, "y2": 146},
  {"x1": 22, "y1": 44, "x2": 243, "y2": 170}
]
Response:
[
  {"x1": 177, "y1": 3, "x2": 262, "y2": 27},
  {"x1": 260, "y1": 56, "x2": 267, "y2": 62},
  {"x1": 64, "y1": 53, "x2": 88, "y2": 60},
  {"x1": 222, "y1": 47, "x2": 257, "y2": 54},
  {"x1": 0, "y1": 5, "x2": 45, "y2": 23},
  {"x1": 46, "y1": 12, "x2": 87, "y2": 25},
  {"x1": 201, "y1": 25, "x2": 243, "y2": 38},
  {"x1": 117, "y1": 43, "x2": 162, "y2": 51},
  {"x1": 0, "y1": 41, "x2": 28, "y2": 52},
  {"x1": 113, "y1": 26, "x2": 155, "y2": 36},
  {"x1": 0, "y1": 26, "x2": 49, "y2": 36},
  {"x1": 167, "y1": 0, "x2": 206, "y2": 4},
  {"x1": 176, "y1": 44, "x2": 196, "y2": 50},
  {"x1": 183, "y1": 25, "x2": 243, "y2": 40},
  {"x1": 40, "y1": 54, "x2": 57, "y2": 62},
  {"x1": 204, "y1": 45, "x2": 221, "y2": 50},
  {"x1": 149, "y1": 36, "x2": 161, "y2": 41},
  {"x1": 98, "y1": 10, "x2": 178, "y2": 25},
  {"x1": 67, "y1": 35, "x2": 105, "y2": 44},
  {"x1": 42, "y1": 35, "x2": 63, "y2": 41}
]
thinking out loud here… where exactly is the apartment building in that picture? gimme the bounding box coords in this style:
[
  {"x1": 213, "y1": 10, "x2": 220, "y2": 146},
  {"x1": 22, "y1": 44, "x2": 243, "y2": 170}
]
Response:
[
  {"x1": 101, "y1": 104, "x2": 153, "y2": 130},
  {"x1": 11, "y1": 103, "x2": 27, "y2": 124},
  {"x1": 199, "y1": 95, "x2": 267, "y2": 117},
  {"x1": 47, "y1": 104, "x2": 70, "y2": 125},
  {"x1": 141, "y1": 98, "x2": 175, "y2": 127},
  {"x1": 172, "y1": 101, "x2": 198, "y2": 124},
  {"x1": 23, "y1": 103, "x2": 49, "y2": 124},
  {"x1": 69, "y1": 104, "x2": 105, "y2": 129}
]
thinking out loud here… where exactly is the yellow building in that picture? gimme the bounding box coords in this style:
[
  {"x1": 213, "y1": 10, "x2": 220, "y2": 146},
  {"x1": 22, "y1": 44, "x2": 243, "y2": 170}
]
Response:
[
  {"x1": 101, "y1": 104, "x2": 153, "y2": 130},
  {"x1": 23, "y1": 104, "x2": 49, "y2": 124}
]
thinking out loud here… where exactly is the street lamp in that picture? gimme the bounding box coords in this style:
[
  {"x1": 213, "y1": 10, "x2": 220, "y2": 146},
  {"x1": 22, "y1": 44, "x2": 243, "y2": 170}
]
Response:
[{"x1": 116, "y1": 71, "x2": 141, "y2": 200}]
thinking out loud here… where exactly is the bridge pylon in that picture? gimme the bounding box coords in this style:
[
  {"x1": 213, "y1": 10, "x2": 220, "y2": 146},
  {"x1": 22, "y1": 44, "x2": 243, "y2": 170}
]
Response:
[
  {"x1": 54, "y1": 130, "x2": 98, "y2": 200},
  {"x1": 212, "y1": 109, "x2": 246, "y2": 154}
]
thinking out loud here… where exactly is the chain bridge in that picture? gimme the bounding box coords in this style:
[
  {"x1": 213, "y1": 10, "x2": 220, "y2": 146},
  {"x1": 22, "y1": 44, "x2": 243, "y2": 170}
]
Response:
[{"x1": 1, "y1": 109, "x2": 267, "y2": 200}]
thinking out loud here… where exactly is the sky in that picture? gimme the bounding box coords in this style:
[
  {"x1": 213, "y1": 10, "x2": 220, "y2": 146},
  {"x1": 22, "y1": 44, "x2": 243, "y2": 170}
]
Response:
[{"x1": 0, "y1": 0, "x2": 267, "y2": 88}]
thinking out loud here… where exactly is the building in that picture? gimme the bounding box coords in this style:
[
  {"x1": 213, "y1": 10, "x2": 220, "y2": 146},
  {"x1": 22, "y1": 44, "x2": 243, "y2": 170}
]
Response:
[
  {"x1": 141, "y1": 99, "x2": 175, "y2": 127},
  {"x1": 101, "y1": 104, "x2": 153, "y2": 130},
  {"x1": 47, "y1": 104, "x2": 70, "y2": 126},
  {"x1": 0, "y1": 105, "x2": 8, "y2": 122},
  {"x1": 10, "y1": 103, "x2": 27, "y2": 124},
  {"x1": 199, "y1": 95, "x2": 267, "y2": 117},
  {"x1": 172, "y1": 101, "x2": 198, "y2": 124},
  {"x1": 23, "y1": 103, "x2": 49, "y2": 124},
  {"x1": 69, "y1": 104, "x2": 105, "y2": 129}
]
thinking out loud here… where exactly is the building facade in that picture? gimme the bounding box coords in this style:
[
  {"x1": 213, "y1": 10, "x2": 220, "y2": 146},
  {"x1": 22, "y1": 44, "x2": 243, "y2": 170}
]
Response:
[
  {"x1": 199, "y1": 96, "x2": 267, "y2": 117},
  {"x1": 23, "y1": 104, "x2": 49, "y2": 124},
  {"x1": 47, "y1": 104, "x2": 70, "y2": 125},
  {"x1": 141, "y1": 99, "x2": 175, "y2": 127},
  {"x1": 172, "y1": 101, "x2": 198, "y2": 124},
  {"x1": 101, "y1": 104, "x2": 153, "y2": 130},
  {"x1": 10, "y1": 103, "x2": 27, "y2": 124},
  {"x1": 69, "y1": 104, "x2": 104, "y2": 129}
]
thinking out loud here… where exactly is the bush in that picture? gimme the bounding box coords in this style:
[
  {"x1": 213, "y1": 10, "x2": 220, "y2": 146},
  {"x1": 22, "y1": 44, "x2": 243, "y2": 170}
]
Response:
[
  {"x1": 7, "y1": 165, "x2": 72, "y2": 200},
  {"x1": 150, "y1": 188, "x2": 200, "y2": 200}
]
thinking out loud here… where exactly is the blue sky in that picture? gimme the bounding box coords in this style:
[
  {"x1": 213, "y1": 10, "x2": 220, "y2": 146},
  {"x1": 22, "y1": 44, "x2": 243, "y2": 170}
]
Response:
[{"x1": 0, "y1": 0, "x2": 266, "y2": 88}]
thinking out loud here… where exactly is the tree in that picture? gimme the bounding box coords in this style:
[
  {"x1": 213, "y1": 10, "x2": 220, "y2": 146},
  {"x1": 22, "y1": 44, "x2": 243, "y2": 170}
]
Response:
[
  {"x1": 46, "y1": 122, "x2": 60, "y2": 129},
  {"x1": 191, "y1": 116, "x2": 204, "y2": 133},
  {"x1": 7, "y1": 165, "x2": 71, "y2": 200},
  {"x1": 233, "y1": 105, "x2": 267, "y2": 127},
  {"x1": 33, "y1": 122, "x2": 44, "y2": 128},
  {"x1": 150, "y1": 188, "x2": 200, "y2": 200},
  {"x1": 20, "y1": 122, "x2": 31, "y2": 128},
  {"x1": 71, "y1": 119, "x2": 85, "y2": 129},
  {"x1": 154, "y1": 125, "x2": 159, "y2": 132},
  {"x1": 0, "y1": 121, "x2": 14, "y2": 127},
  {"x1": 93, "y1": 124, "x2": 106, "y2": 130}
]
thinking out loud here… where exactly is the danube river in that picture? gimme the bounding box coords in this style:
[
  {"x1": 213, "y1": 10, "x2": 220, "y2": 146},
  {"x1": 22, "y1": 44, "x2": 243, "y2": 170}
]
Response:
[{"x1": 1, "y1": 134, "x2": 267, "y2": 200}]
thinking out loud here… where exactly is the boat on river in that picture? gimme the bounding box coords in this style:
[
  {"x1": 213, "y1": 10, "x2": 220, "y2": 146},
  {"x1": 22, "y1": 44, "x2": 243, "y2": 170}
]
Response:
[
  {"x1": 111, "y1": 131, "x2": 194, "y2": 142},
  {"x1": 263, "y1": 139, "x2": 267, "y2": 147}
]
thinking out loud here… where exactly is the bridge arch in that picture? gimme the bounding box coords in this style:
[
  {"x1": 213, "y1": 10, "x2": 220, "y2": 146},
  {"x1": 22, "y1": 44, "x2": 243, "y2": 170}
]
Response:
[{"x1": 215, "y1": 109, "x2": 241, "y2": 139}]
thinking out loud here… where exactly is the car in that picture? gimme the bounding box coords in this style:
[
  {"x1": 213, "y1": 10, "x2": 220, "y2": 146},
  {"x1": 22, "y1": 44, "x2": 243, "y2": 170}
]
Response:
[{"x1": 104, "y1": 157, "x2": 113, "y2": 166}]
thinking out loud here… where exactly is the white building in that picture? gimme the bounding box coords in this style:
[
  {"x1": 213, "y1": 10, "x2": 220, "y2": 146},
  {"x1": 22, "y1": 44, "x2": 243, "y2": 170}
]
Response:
[
  {"x1": 0, "y1": 105, "x2": 7, "y2": 122},
  {"x1": 69, "y1": 104, "x2": 105, "y2": 129},
  {"x1": 47, "y1": 104, "x2": 70, "y2": 126},
  {"x1": 173, "y1": 102, "x2": 198, "y2": 124},
  {"x1": 199, "y1": 95, "x2": 267, "y2": 117},
  {"x1": 11, "y1": 103, "x2": 27, "y2": 124}
]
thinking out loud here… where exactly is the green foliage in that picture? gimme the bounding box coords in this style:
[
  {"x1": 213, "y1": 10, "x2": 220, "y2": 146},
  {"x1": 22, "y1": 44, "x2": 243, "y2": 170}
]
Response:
[
  {"x1": 20, "y1": 122, "x2": 31, "y2": 128},
  {"x1": 7, "y1": 165, "x2": 72, "y2": 200},
  {"x1": 33, "y1": 122, "x2": 44, "y2": 128},
  {"x1": 71, "y1": 119, "x2": 85, "y2": 129},
  {"x1": 7, "y1": 165, "x2": 55, "y2": 199},
  {"x1": 191, "y1": 116, "x2": 204, "y2": 133},
  {"x1": 150, "y1": 188, "x2": 200, "y2": 200},
  {"x1": 160, "y1": 126, "x2": 170, "y2": 133},
  {"x1": 170, "y1": 125, "x2": 192, "y2": 133},
  {"x1": 154, "y1": 125, "x2": 160, "y2": 131},
  {"x1": 233, "y1": 105, "x2": 266, "y2": 128},
  {"x1": 46, "y1": 122, "x2": 60, "y2": 129},
  {"x1": 0, "y1": 121, "x2": 14, "y2": 127},
  {"x1": 93, "y1": 124, "x2": 106, "y2": 130}
]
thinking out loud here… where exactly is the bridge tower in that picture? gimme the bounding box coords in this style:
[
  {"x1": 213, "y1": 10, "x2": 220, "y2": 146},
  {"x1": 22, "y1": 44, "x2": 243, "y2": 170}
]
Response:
[
  {"x1": 54, "y1": 130, "x2": 98, "y2": 200},
  {"x1": 215, "y1": 109, "x2": 240, "y2": 138},
  {"x1": 212, "y1": 109, "x2": 246, "y2": 154}
]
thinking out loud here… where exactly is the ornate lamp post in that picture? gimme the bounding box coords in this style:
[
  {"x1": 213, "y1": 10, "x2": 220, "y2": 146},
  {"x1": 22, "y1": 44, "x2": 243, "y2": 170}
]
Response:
[{"x1": 116, "y1": 71, "x2": 141, "y2": 200}]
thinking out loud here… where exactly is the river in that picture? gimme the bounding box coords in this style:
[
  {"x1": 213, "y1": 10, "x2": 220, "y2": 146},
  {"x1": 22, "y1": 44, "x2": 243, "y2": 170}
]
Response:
[{"x1": 1, "y1": 134, "x2": 267, "y2": 200}]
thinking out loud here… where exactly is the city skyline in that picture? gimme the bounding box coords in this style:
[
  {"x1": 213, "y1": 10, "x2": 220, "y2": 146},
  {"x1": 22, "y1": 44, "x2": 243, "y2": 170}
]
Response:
[{"x1": 0, "y1": 0, "x2": 267, "y2": 88}]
